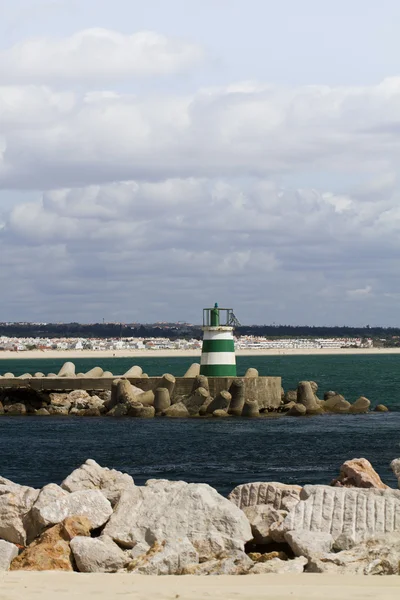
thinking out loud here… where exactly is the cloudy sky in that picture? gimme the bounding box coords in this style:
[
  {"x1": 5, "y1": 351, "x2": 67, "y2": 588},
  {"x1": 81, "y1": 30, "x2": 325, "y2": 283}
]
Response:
[{"x1": 1, "y1": 0, "x2": 400, "y2": 325}]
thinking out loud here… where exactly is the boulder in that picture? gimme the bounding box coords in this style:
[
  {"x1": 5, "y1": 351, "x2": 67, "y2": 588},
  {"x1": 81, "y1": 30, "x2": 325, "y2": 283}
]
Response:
[
  {"x1": 5, "y1": 403, "x2": 27, "y2": 415},
  {"x1": 47, "y1": 405, "x2": 69, "y2": 416},
  {"x1": 57, "y1": 362, "x2": 76, "y2": 378},
  {"x1": 243, "y1": 505, "x2": 288, "y2": 545},
  {"x1": 181, "y1": 550, "x2": 253, "y2": 575},
  {"x1": 10, "y1": 516, "x2": 91, "y2": 572},
  {"x1": 162, "y1": 402, "x2": 190, "y2": 418},
  {"x1": 308, "y1": 534, "x2": 400, "y2": 575},
  {"x1": 31, "y1": 489, "x2": 112, "y2": 530},
  {"x1": 244, "y1": 368, "x2": 258, "y2": 378},
  {"x1": 250, "y1": 556, "x2": 307, "y2": 574},
  {"x1": 284, "y1": 530, "x2": 333, "y2": 559},
  {"x1": 127, "y1": 405, "x2": 155, "y2": 418},
  {"x1": 70, "y1": 535, "x2": 128, "y2": 573},
  {"x1": 331, "y1": 458, "x2": 388, "y2": 489},
  {"x1": 106, "y1": 404, "x2": 128, "y2": 417},
  {"x1": 297, "y1": 381, "x2": 321, "y2": 414},
  {"x1": 61, "y1": 459, "x2": 135, "y2": 506},
  {"x1": 0, "y1": 540, "x2": 19, "y2": 571},
  {"x1": 206, "y1": 390, "x2": 232, "y2": 414},
  {"x1": 228, "y1": 482, "x2": 301, "y2": 511},
  {"x1": 375, "y1": 404, "x2": 389, "y2": 412},
  {"x1": 154, "y1": 388, "x2": 170, "y2": 413},
  {"x1": 69, "y1": 392, "x2": 104, "y2": 411},
  {"x1": 103, "y1": 479, "x2": 252, "y2": 561},
  {"x1": 349, "y1": 396, "x2": 371, "y2": 414},
  {"x1": 127, "y1": 539, "x2": 199, "y2": 575},
  {"x1": 35, "y1": 408, "x2": 50, "y2": 416},
  {"x1": 324, "y1": 394, "x2": 351, "y2": 413},
  {"x1": 271, "y1": 485, "x2": 400, "y2": 549},
  {"x1": 183, "y1": 387, "x2": 209, "y2": 416},
  {"x1": 241, "y1": 399, "x2": 259, "y2": 417},
  {"x1": 28, "y1": 484, "x2": 69, "y2": 541},
  {"x1": 49, "y1": 393, "x2": 71, "y2": 409},
  {"x1": 228, "y1": 380, "x2": 245, "y2": 416},
  {"x1": 0, "y1": 479, "x2": 39, "y2": 545},
  {"x1": 287, "y1": 403, "x2": 306, "y2": 416}
]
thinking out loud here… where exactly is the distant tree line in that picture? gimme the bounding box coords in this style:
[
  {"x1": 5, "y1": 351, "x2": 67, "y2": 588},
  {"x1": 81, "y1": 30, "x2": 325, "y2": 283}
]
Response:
[{"x1": 1, "y1": 322, "x2": 400, "y2": 341}]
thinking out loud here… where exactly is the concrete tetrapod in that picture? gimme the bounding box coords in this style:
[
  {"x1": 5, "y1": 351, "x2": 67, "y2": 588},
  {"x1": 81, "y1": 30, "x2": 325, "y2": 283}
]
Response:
[
  {"x1": 184, "y1": 387, "x2": 210, "y2": 416},
  {"x1": 123, "y1": 366, "x2": 143, "y2": 377},
  {"x1": 154, "y1": 388, "x2": 171, "y2": 413},
  {"x1": 85, "y1": 367, "x2": 104, "y2": 378},
  {"x1": 3, "y1": 373, "x2": 14, "y2": 378},
  {"x1": 241, "y1": 399, "x2": 260, "y2": 417},
  {"x1": 206, "y1": 390, "x2": 232, "y2": 414},
  {"x1": 183, "y1": 363, "x2": 200, "y2": 378},
  {"x1": 244, "y1": 368, "x2": 259, "y2": 378},
  {"x1": 57, "y1": 362, "x2": 76, "y2": 378},
  {"x1": 228, "y1": 380, "x2": 245, "y2": 416},
  {"x1": 137, "y1": 390, "x2": 155, "y2": 407},
  {"x1": 297, "y1": 381, "x2": 321, "y2": 415},
  {"x1": 154, "y1": 374, "x2": 175, "y2": 396},
  {"x1": 190, "y1": 375, "x2": 209, "y2": 394}
]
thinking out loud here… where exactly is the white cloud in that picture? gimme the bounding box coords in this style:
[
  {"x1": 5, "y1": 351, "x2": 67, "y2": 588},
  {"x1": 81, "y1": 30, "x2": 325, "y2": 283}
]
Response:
[{"x1": 0, "y1": 29, "x2": 204, "y2": 84}]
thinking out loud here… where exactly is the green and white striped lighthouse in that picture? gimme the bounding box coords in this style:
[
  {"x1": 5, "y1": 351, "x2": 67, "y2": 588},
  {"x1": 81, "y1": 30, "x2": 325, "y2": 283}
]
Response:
[{"x1": 200, "y1": 303, "x2": 237, "y2": 377}]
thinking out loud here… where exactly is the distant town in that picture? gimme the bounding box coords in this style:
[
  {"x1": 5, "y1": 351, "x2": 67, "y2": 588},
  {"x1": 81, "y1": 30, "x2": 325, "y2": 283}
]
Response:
[{"x1": 1, "y1": 320, "x2": 400, "y2": 352}]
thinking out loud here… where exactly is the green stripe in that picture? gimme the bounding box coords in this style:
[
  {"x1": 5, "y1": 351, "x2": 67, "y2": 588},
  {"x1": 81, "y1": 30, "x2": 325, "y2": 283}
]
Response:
[
  {"x1": 200, "y1": 364, "x2": 237, "y2": 377},
  {"x1": 201, "y1": 340, "x2": 235, "y2": 353}
]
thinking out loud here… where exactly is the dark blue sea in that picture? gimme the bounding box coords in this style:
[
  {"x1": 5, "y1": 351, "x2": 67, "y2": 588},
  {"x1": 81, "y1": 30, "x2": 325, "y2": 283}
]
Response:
[{"x1": 1, "y1": 354, "x2": 400, "y2": 495}]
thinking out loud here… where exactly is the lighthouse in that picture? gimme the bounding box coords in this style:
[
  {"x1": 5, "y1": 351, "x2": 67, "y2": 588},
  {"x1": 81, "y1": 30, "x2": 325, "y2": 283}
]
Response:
[{"x1": 200, "y1": 303, "x2": 238, "y2": 377}]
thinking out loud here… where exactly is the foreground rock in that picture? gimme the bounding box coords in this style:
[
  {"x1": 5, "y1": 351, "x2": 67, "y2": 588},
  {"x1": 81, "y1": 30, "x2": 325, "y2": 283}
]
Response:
[
  {"x1": 331, "y1": 458, "x2": 388, "y2": 489},
  {"x1": 391, "y1": 458, "x2": 400, "y2": 488},
  {"x1": 0, "y1": 477, "x2": 39, "y2": 545},
  {"x1": 272, "y1": 485, "x2": 400, "y2": 549},
  {"x1": 104, "y1": 479, "x2": 252, "y2": 561},
  {"x1": 10, "y1": 516, "x2": 91, "y2": 571},
  {"x1": 70, "y1": 535, "x2": 128, "y2": 573},
  {"x1": 0, "y1": 540, "x2": 18, "y2": 571},
  {"x1": 228, "y1": 481, "x2": 301, "y2": 511},
  {"x1": 181, "y1": 550, "x2": 253, "y2": 575},
  {"x1": 61, "y1": 459, "x2": 135, "y2": 506},
  {"x1": 308, "y1": 534, "x2": 400, "y2": 574},
  {"x1": 250, "y1": 556, "x2": 307, "y2": 574},
  {"x1": 127, "y1": 539, "x2": 199, "y2": 575},
  {"x1": 284, "y1": 530, "x2": 333, "y2": 559}
]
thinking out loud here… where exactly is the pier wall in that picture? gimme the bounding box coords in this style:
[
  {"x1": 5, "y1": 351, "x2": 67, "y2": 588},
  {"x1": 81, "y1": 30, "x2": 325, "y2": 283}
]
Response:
[{"x1": 0, "y1": 376, "x2": 282, "y2": 409}]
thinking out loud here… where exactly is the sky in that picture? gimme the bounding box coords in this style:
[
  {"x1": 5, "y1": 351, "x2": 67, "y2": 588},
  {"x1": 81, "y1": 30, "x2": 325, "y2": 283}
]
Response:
[{"x1": 1, "y1": 0, "x2": 400, "y2": 325}]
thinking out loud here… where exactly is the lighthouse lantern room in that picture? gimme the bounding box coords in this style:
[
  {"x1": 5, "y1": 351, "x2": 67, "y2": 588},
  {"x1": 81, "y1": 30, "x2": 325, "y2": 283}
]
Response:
[{"x1": 200, "y1": 303, "x2": 238, "y2": 377}]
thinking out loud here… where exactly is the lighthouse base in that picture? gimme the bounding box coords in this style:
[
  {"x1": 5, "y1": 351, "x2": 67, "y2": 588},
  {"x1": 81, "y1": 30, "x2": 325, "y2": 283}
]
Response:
[{"x1": 200, "y1": 326, "x2": 236, "y2": 377}]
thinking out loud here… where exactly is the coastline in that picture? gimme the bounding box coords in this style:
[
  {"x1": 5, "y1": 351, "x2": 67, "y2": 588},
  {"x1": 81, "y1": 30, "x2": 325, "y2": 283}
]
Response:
[
  {"x1": 0, "y1": 347, "x2": 399, "y2": 360},
  {"x1": 1, "y1": 573, "x2": 400, "y2": 599}
]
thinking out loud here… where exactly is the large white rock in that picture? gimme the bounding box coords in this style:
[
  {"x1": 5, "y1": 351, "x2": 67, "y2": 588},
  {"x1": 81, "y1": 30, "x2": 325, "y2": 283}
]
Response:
[
  {"x1": 35, "y1": 489, "x2": 112, "y2": 530},
  {"x1": 272, "y1": 485, "x2": 400, "y2": 548},
  {"x1": 0, "y1": 540, "x2": 19, "y2": 571},
  {"x1": 61, "y1": 459, "x2": 135, "y2": 505},
  {"x1": 0, "y1": 479, "x2": 39, "y2": 545},
  {"x1": 127, "y1": 538, "x2": 199, "y2": 575},
  {"x1": 228, "y1": 482, "x2": 301, "y2": 511},
  {"x1": 28, "y1": 484, "x2": 69, "y2": 541},
  {"x1": 243, "y1": 505, "x2": 288, "y2": 545},
  {"x1": 104, "y1": 479, "x2": 252, "y2": 561},
  {"x1": 308, "y1": 534, "x2": 400, "y2": 575},
  {"x1": 284, "y1": 530, "x2": 333, "y2": 559},
  {"x1": 250, "y1": 557, "x2": 307, "y2": 574},
  {"x1": 181, "y1": 551, "x2": 253, "y2": 575},
  {"x1": 70, "y1": 535, "x2": 128, "y2": 573}
]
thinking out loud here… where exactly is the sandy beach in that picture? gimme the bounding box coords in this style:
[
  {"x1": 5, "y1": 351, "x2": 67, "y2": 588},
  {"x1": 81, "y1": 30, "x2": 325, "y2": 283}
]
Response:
[
  {"x1": 0, "y1": 573, "x2": 399, "y2": 599},
  {"x1": 0, "y1": 347, "x2": 399, "y2": 360}
]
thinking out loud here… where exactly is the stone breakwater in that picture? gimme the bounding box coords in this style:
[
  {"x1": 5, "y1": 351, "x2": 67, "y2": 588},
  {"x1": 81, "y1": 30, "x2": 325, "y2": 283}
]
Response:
[
  {"x1": 0, "y1": 361, "x2": 388, "y2": 417},
  {"x1": 2, "y1": 457, "x2": 400, "y2": 575}
]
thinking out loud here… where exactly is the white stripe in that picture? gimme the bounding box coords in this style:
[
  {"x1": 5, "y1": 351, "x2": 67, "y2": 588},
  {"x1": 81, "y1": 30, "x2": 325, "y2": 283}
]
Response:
[
  {"x1": 203, "y1": 330, "x2": 234, "y2": 341},
  {"x1": 201, "y1": 352, "x2": 236, "y2": 366}
]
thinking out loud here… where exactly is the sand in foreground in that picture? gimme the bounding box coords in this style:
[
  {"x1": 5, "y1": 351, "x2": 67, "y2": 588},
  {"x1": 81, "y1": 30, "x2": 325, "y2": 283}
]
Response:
[
  {"x1": 1, "y1": 573, "x2": 399, "y2": 600},
  {"x1": 1, "y1": 347, "x2": 400, "y2": 360}
]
